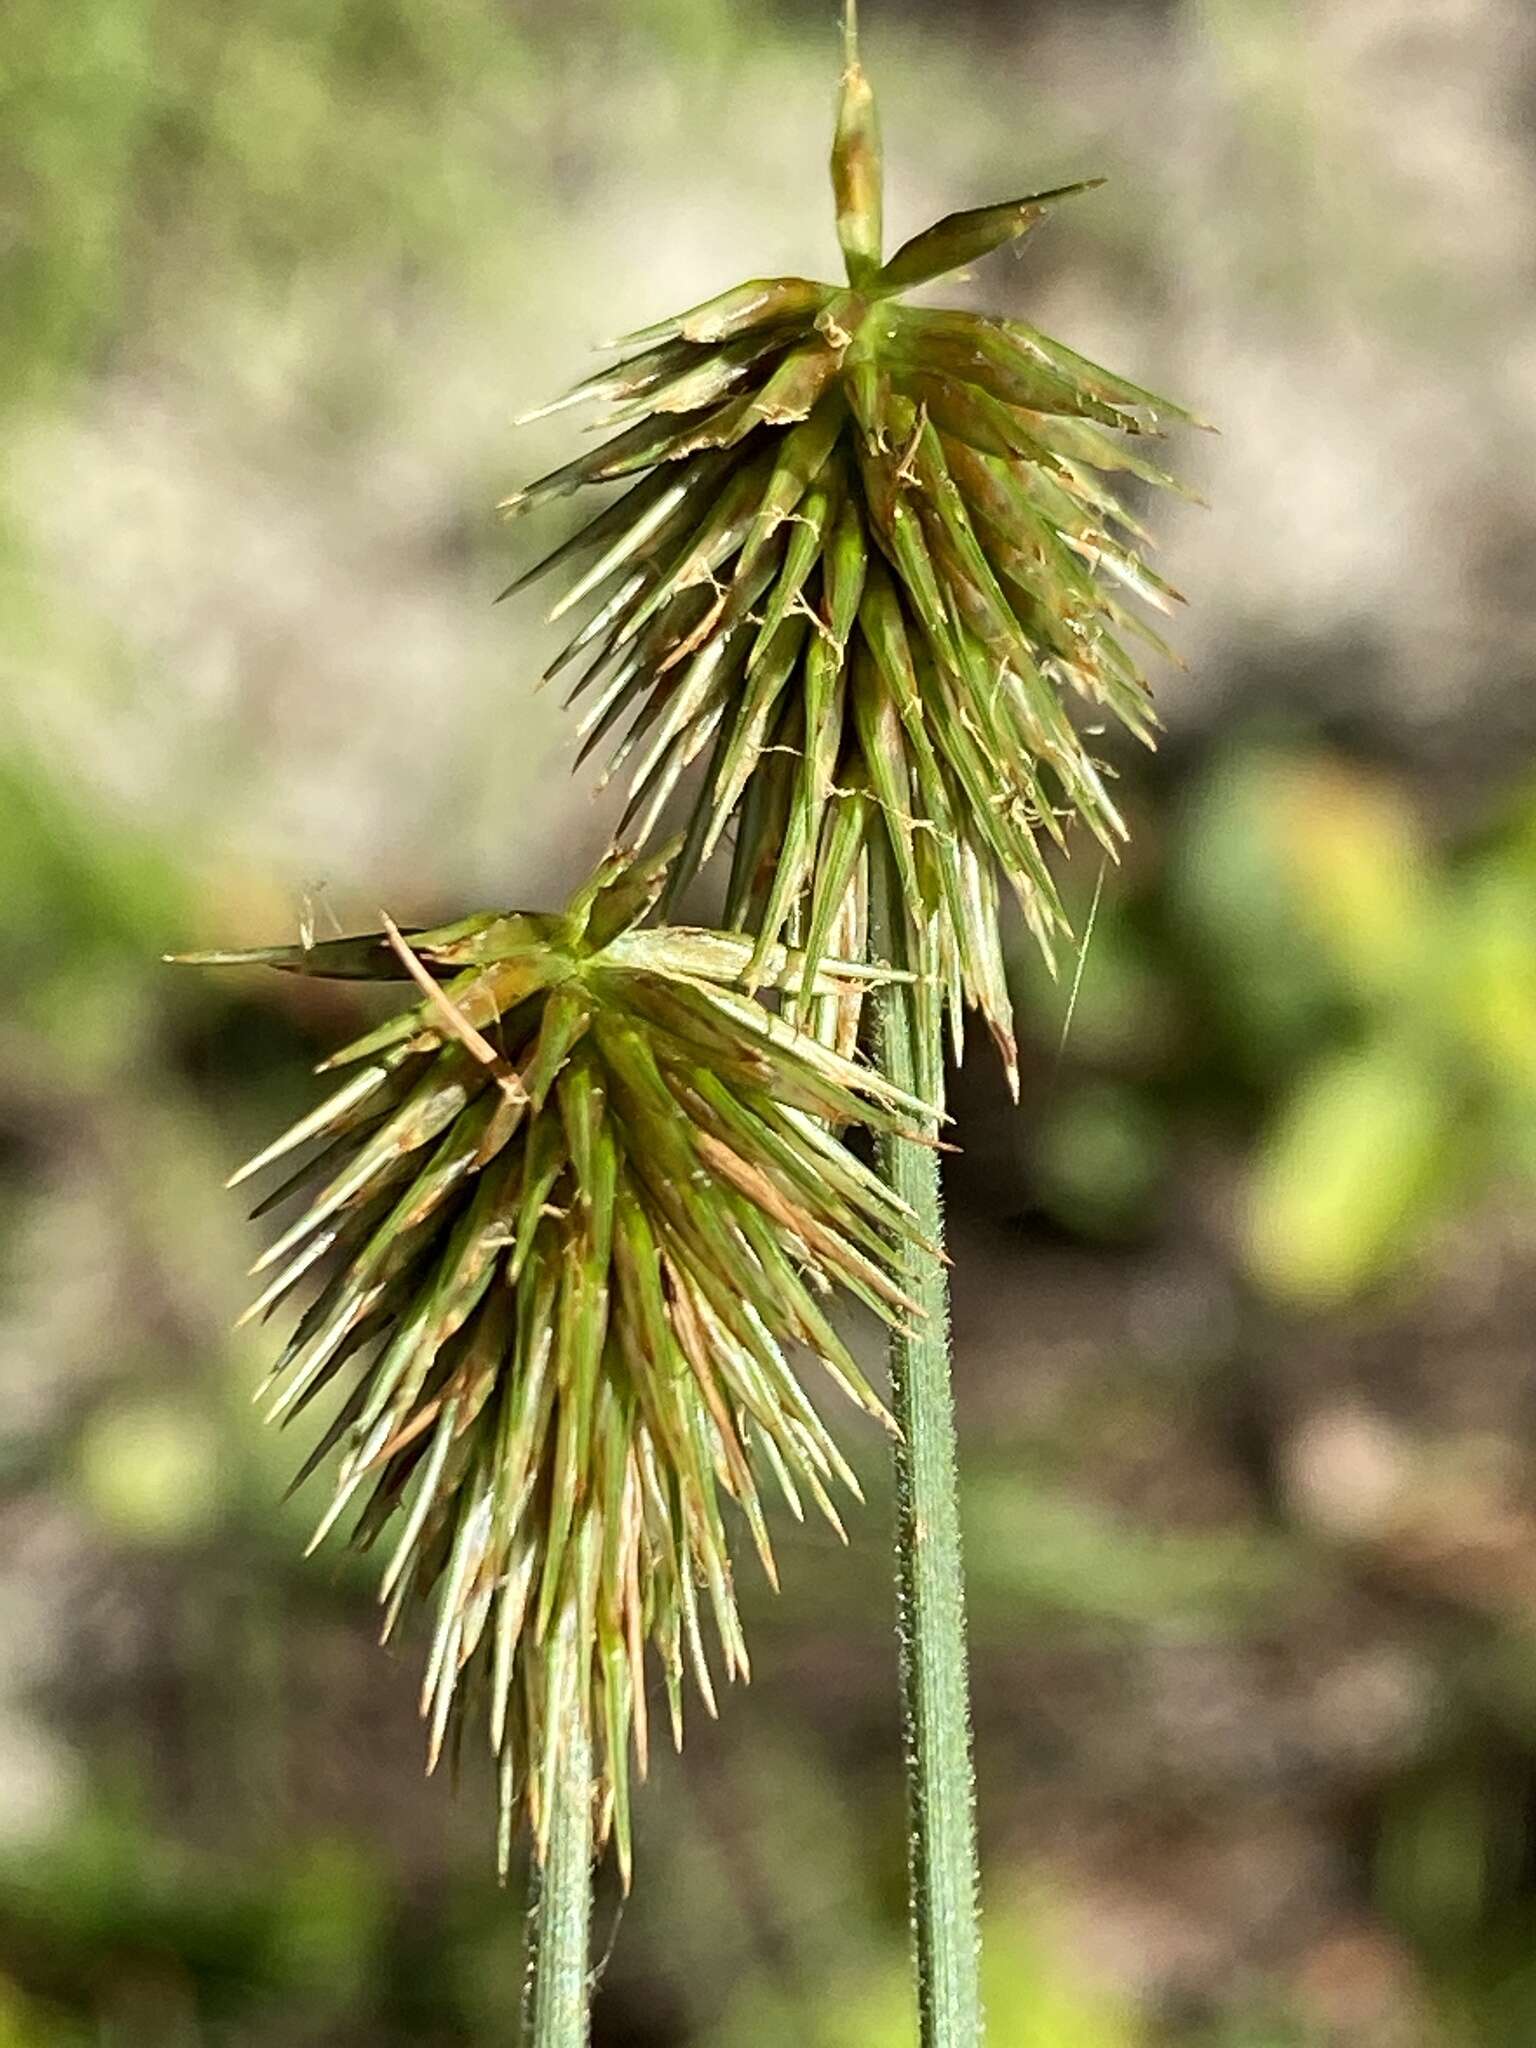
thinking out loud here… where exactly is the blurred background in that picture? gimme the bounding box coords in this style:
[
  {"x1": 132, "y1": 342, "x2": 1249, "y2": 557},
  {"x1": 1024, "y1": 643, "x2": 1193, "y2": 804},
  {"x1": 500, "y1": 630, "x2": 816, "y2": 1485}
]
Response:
[{"x1": 7, "y1": 0, "x2": 1536, "y2": 2040}]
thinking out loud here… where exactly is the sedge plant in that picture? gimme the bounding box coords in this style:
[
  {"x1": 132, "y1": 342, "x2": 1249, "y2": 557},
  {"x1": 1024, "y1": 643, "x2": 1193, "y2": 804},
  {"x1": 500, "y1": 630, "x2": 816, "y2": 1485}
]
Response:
[
  {"x1": 177, "y1": 845, "x2": 935, "y2": 2042},
  {"x1": 499, "y1": 6, "x2": 1199, "y2": 2041},
  {"x1": 177, "y1": 843, "x2": 929, "y2": 1891},
  {"x1": 182, "y1": 7, "x2": 1196, "y2": 2044}
]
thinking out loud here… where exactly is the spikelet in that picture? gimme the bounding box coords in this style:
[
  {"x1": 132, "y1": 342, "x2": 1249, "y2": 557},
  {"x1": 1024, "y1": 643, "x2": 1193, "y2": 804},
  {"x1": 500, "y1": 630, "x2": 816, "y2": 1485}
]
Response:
[
  {"x1": 503, "y1": 13, "x2": 1205, "y2": 1093},
  {"x1": 176, "y1": 845, "x2": 931, "y2": 1885}
]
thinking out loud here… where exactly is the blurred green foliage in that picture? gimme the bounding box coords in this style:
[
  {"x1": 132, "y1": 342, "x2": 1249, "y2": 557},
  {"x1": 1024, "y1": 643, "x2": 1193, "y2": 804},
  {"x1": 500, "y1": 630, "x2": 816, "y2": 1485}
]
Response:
[
  {"x1": 1030, "y1": 743, "x2": 1536, "y2": 1308},
  {"x1": 4, "y1": 0, "x2": 540, "y2": 406},
  {"x1": 1189, "y1": 749, "x2": 1536, "y2": 1304}
]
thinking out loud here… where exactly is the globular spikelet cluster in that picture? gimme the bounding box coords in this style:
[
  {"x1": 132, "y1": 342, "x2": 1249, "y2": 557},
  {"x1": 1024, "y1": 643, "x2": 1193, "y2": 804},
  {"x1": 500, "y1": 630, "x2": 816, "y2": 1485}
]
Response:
[
  {"x1": 181, "y1": 848, "x2": 928, "y2": 1882},
  {"x1": 503, "y1": 22, "x2": 1205, "y2": 1093}
]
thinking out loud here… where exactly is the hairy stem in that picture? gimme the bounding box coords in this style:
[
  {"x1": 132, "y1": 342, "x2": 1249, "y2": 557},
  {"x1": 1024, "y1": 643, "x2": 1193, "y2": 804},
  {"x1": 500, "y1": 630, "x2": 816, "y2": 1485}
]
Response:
[
  {"x1": 871, "y1": 855, "x2": 985, "y2": 2047},
  {"x1": 526, "y1": 1719, "x2": 594, "y2": 2048}
]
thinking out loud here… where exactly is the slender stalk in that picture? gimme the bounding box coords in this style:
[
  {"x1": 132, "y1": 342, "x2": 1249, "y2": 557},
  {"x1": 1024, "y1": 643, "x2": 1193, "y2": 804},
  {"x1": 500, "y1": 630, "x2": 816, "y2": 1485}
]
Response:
[
  {"x1": 526, "y1": 1717, "x2": 594, "y2": 2048},
  {"x1": 871, "y1": 854, "x2": 985, "y2": 2047}
]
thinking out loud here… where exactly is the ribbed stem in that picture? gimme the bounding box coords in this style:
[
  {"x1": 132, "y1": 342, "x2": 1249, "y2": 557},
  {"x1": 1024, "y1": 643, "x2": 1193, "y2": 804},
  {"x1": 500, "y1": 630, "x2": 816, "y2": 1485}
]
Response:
[
  {"x1": 871, "y1": 855, "x2": 985, "y2": 2048},
  {"x1": 526, "y1": 1719, "x2": 594, "y2": 2048}
]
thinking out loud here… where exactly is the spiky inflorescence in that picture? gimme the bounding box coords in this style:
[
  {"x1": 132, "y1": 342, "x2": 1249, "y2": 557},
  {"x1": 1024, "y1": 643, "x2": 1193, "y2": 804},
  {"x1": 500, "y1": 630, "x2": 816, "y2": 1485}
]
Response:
[
  {"x1": 502, "y1": 19, "x2": 1205, "y2": 1095},
  {"x1": 179, "y1": 848, "x2": 929, "y2": 1884}
]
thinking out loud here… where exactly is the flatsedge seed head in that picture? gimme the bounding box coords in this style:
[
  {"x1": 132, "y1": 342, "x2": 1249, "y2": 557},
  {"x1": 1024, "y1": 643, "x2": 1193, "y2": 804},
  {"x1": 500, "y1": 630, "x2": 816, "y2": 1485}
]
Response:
[
  {"x1": 505, "y1": 6, "x2": 1207, "y2": 1100},
  {"x1": 180, "y1": 845, "x2": 932, "y2": 1883}
]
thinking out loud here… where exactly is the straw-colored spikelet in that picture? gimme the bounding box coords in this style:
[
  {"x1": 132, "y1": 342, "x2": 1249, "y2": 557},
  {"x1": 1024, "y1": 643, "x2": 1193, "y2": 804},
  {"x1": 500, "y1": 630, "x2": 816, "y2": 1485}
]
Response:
[
  {"x1": 503, "y1": 24, "x2": 1206, "y2": 1093},
  {"x1": 177, "y1": 845, "x2": 930, "y2": 1884}
]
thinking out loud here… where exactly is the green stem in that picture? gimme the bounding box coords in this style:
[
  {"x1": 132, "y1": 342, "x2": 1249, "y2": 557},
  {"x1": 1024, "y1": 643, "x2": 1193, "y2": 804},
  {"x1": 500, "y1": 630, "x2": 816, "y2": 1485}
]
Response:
[
  {"x1": 526, "y1": 1717, "x2": 594, "y2": 2048},
  {"x1": 871, "y1": 856, "x2": 985, "y2": 2047}
]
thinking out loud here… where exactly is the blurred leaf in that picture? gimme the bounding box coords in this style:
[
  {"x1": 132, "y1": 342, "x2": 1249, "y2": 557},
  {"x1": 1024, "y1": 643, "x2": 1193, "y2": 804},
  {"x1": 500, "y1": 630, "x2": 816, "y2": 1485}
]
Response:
[
  {"x1": 1376, "y1": 1769, "x2": 1496, "y2": 1957},
  {"x1": 1446, "y1": 863, "x2": 1536, "y2": 1096},
  {"x1": 0, "y1": 1809, "x2": 358, "y2": 2014},
  {"x1": 263, "y1": 1839, "x2": 386, "y2": 2011},
  {"x1": 75, "y1": 1399, "x2": 225, "y2": 1547},
  {"x1": 0, "y1": 752, "x2": 189, "y2": 971},
  {"x1": 1171, "y1": 749, "x2": 1340, "y2": 1072},
  {"x1": 0, "y1": 1977, "x2": 83, "y2": 2048},
  {"x1": 1032, "y1": 1082, "x2": 1168, "y2": 1239},
  {"x1": 1267, "y1": 755, "x2": 1438, "y2": 1008},
  {"x1": 965, "y1": 1477, "x2": 1294, "y2": 1629},
  {"x1": 1244, "y1": 1038, "x2": 1451, "y2": 1305}
]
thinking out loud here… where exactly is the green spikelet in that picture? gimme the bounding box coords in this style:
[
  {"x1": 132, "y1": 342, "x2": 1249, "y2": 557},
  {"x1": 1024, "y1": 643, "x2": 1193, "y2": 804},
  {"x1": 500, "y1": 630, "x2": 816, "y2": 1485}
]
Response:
[
  {"x1": 505, "y1": 20, "x2": 1205, "y2": 1094},
  {"x1": 176, "y1": 845, "x2": 930, "y2": 1886}
]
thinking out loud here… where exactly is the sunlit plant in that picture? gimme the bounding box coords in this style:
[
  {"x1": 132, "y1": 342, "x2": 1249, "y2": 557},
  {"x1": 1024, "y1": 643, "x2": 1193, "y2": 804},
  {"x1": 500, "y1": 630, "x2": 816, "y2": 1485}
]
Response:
[
  {"x1": 495, "y1": 8, "x2": 1197, "y2": 2043},
  {"x1": 183, "y1": 6, "x2": 1194, "y2": 2044},
  {"x1": 505, "y1": 19, "x2": 1202, "y2": 1102},
  {"x1": 179, "y1": 845, "x2": 924, "y2": 1892}
]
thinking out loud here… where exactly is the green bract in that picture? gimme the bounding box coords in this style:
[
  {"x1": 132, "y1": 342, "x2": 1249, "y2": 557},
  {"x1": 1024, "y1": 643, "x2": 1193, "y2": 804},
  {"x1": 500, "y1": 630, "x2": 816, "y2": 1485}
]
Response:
[
  {"x1": 178, "y1": 847, "x2": 928, "y2": 1884},
  {"x1": 504, "y1": 33, "x2": 1204, "y2": 1093}
]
